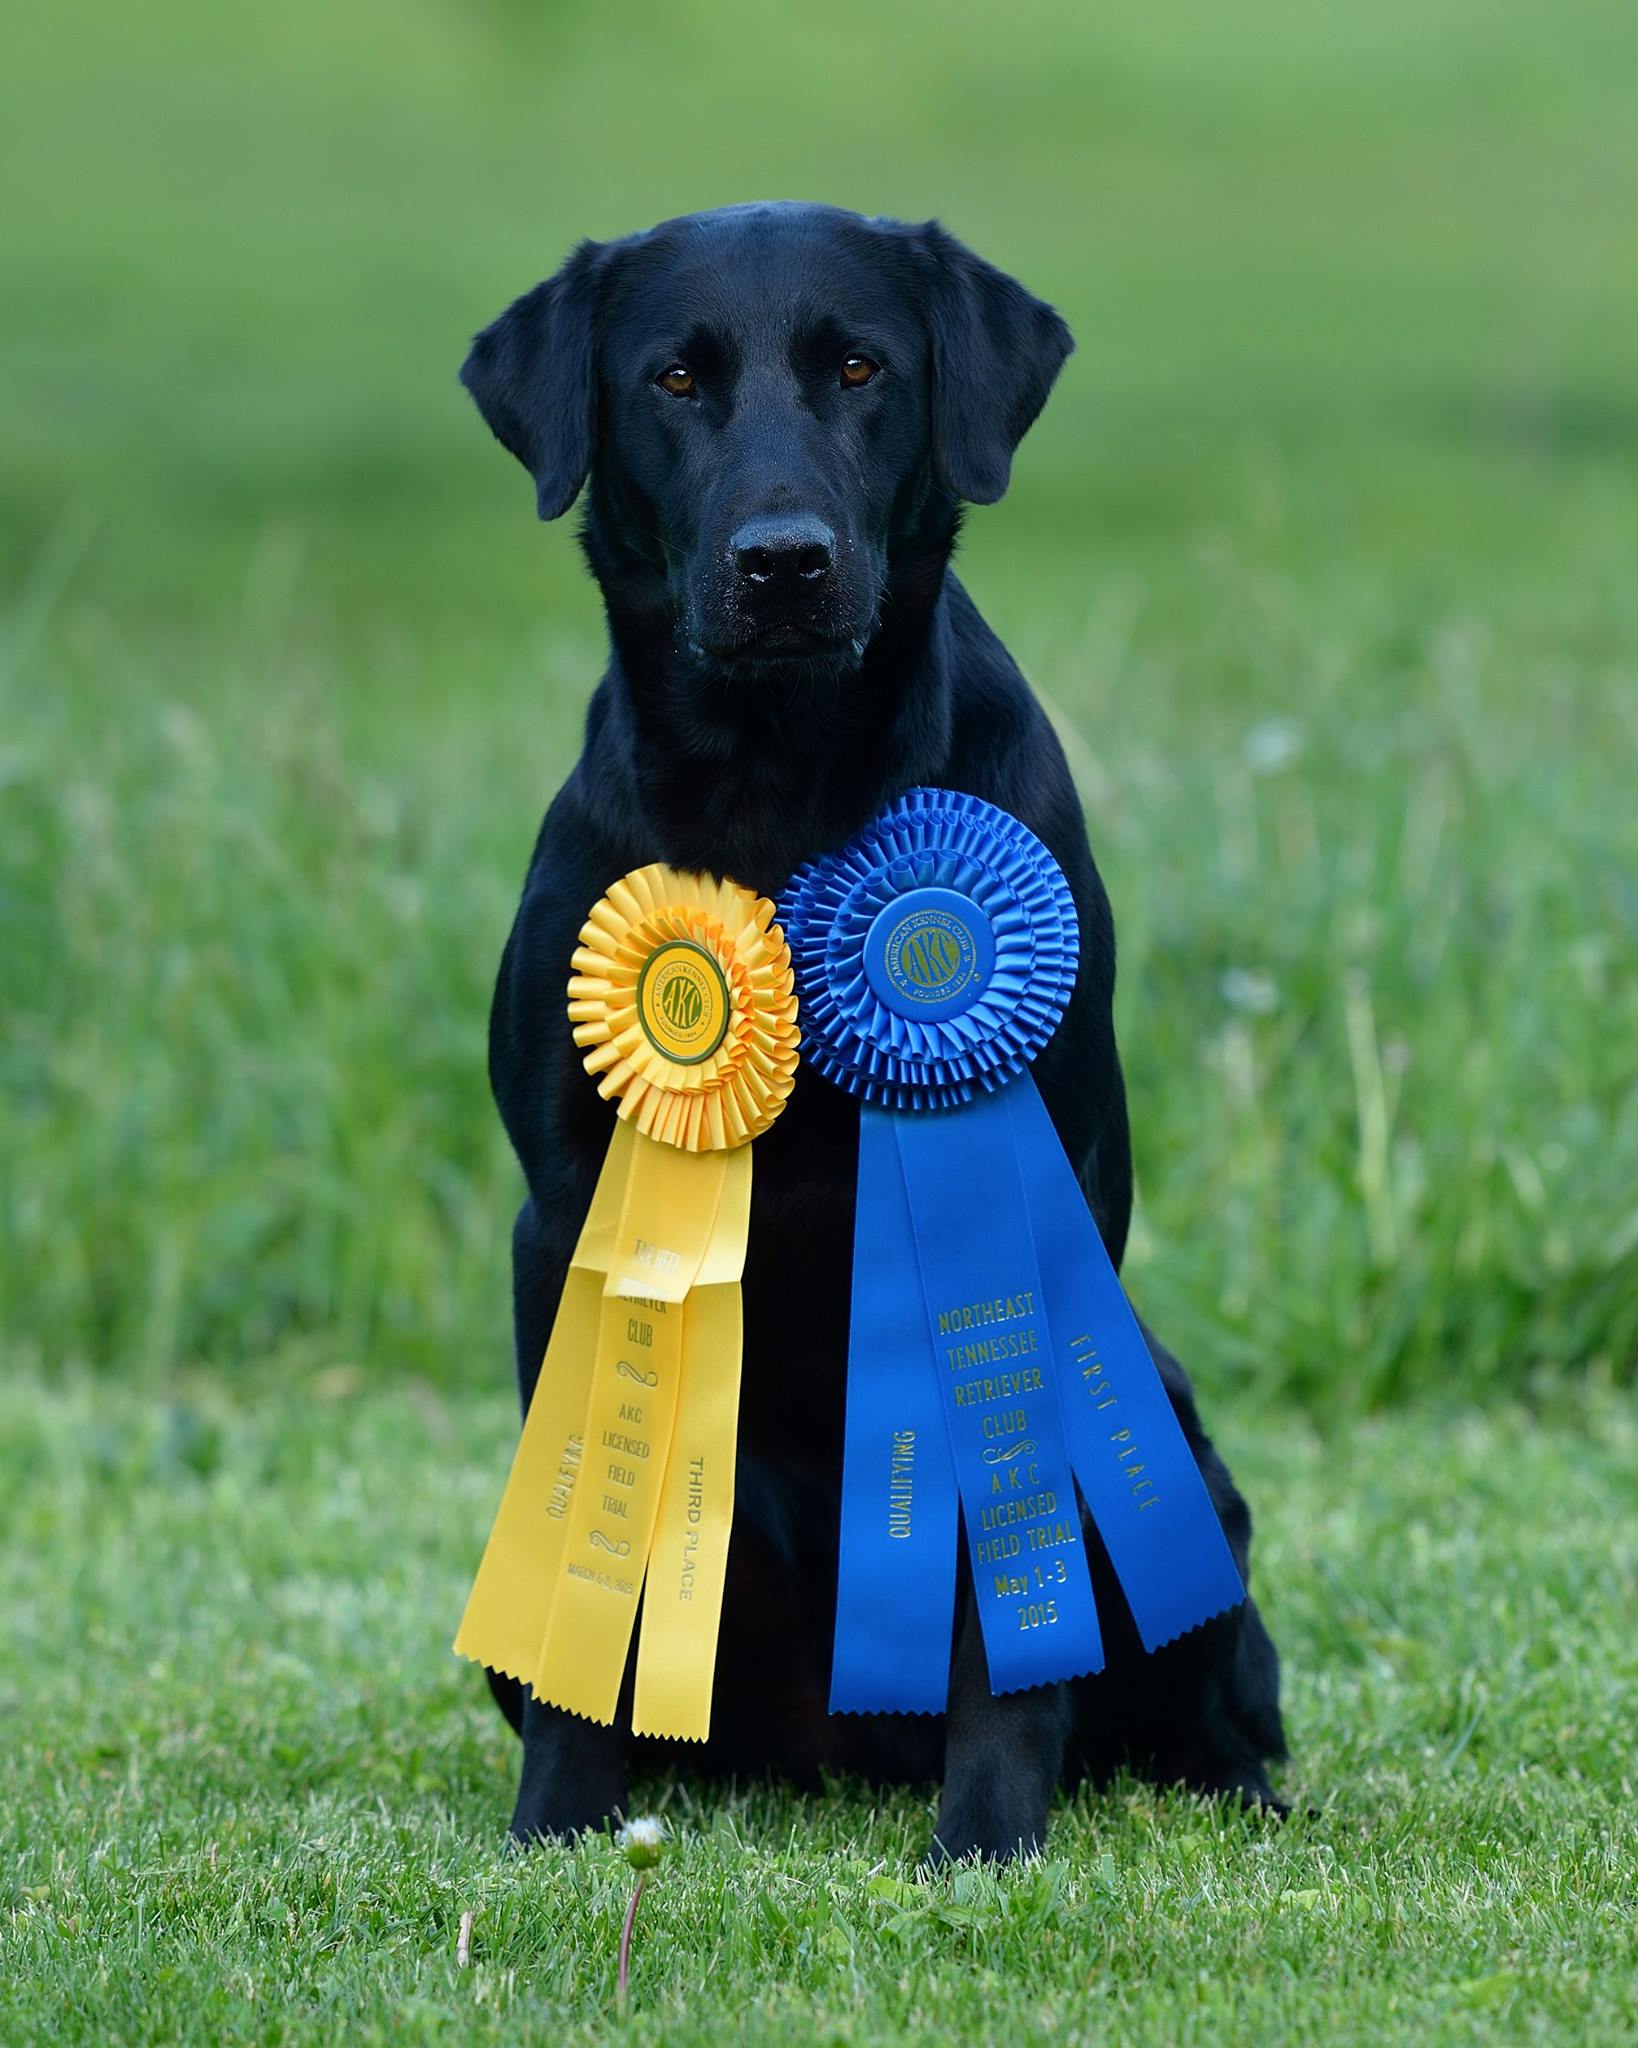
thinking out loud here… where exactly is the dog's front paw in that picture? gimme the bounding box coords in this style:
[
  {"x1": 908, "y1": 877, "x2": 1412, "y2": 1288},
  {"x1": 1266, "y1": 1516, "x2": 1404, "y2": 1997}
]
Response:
[
  {"x1": 928, "y1": 1788, "x2": 1048, "y2": 1866},
  {"x1": 1184, "y1": 1762, "x2": 1291, "y2": 1820},
  {"x1": 508, "y1": 1769, "x2": 624, "y2": 1847},
  {"x1": 508, "y1": 1699, "x2": 628, "y2": 1846}
]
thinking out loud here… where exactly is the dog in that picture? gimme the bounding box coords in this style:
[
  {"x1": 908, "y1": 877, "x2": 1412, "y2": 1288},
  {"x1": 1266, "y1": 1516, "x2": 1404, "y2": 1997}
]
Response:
[{"x1": 461, "y1": 201, "x2": 1286, "y2": 1861}]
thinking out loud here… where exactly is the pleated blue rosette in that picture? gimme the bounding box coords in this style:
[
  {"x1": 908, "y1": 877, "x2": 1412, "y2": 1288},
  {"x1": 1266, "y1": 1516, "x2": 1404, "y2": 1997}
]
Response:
[
  {"x1": 782, "y1": 788, "x2": 1245, "y2": 1716},
  {"x1": 782, "y1": 787, "x2": 1079, "y2": 1111}
]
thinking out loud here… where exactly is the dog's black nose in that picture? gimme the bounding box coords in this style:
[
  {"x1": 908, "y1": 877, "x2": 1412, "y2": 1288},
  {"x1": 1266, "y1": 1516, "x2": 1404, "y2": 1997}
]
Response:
[{"x1": 731, "y1": 515, "x2": 835, "y2": 589}]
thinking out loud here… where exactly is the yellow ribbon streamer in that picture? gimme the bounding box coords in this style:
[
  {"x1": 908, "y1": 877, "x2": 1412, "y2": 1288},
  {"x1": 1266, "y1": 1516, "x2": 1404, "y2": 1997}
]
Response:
[
  {"x1": 633, "y1": 1139, "x2": 750, "y2": 1737},
  {"x1": 455, "y1": 867, "x2": 797, "y2": 1741}
]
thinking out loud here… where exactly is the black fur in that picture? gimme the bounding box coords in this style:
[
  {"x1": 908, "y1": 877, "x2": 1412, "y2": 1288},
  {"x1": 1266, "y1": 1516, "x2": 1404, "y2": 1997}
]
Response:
[{"x1": 463, "y1": 202, "x2": 1286, "y2": 1861}]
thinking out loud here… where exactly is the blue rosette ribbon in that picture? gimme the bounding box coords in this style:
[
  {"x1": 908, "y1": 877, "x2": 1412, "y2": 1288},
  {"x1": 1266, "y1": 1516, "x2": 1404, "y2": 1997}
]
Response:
[{"x1": 782, "y1": 788, "x2": 1245, "y2": 1714}]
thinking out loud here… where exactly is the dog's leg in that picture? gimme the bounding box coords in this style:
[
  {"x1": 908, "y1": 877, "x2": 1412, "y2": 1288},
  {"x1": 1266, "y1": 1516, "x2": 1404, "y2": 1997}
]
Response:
[
  {"x1": 1142, "y1": 1322, "x2": 1287, "y2": 1813},
  {"x1": 479, "y1": 1196, "x2": 561, "y2": 1744},
  {"x1": 498, "y1": 1191, "x2": 632, "y2": 1843},
  {"x1": 1068, "y1": 1319, "x2": 1289, "y2": 1815},
  {"x1": 1166, "y1": 1600, "x2": 1290, "y2": 1817},
  {"x1": 510, "y1": 1691, "x2": 629, "y2": 1845},
  {"x1": 931, "y1": 1589, "x2": 1074, "y2": 1864}
]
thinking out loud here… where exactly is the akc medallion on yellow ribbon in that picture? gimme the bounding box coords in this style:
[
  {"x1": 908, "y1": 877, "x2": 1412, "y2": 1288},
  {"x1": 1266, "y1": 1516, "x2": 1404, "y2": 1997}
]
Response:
[{"x1": 454, "y1": 867, "x2": 798, "y2": 1742}]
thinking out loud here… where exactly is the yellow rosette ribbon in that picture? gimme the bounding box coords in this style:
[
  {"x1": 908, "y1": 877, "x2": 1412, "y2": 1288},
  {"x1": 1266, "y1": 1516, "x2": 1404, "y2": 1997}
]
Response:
[{"x1": 454, "y1": 867, "x2": 798, "y2": 1741}]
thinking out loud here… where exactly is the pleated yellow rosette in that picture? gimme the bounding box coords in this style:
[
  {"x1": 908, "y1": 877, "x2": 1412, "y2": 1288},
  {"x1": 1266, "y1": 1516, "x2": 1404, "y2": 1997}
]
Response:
[{"x1": 455, "y1": 867, "x2": 798, "y2": 1741}]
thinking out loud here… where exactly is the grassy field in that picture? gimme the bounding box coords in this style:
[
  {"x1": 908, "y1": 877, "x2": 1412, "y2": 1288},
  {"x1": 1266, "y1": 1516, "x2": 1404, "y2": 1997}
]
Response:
[
  {"x1": 4, "y1": 0, "x2": 1636, "y2": 1405},
  {"x1": 4, "y1": 1372, "x2": 1635, "y2": 2045},
  {"x1": 3, "y1": 0, "x2": 1637, "y2": 2040}
]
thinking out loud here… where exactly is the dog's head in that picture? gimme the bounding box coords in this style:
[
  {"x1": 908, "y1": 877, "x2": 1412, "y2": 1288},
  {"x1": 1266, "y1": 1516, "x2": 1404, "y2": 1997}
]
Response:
[{"x1": 461, "y1": 203, "x2": 1072, "y2": 680}]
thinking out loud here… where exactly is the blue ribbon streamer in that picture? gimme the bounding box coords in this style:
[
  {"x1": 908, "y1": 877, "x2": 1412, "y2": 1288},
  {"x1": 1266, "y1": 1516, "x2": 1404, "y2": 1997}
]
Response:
[
  {"x1": 830, "y1": 1105, "x2": 959, "y2": 1714},
  {"x1": 1007, "y1": 1074, "x2": 1245, "y2": 1652},
  {"x1": 891, "y1": 1090, "x2": 1105, "y2": 1695},
  {"x1": 785, "y1": 789, "x2": 1244, "y2": 1717}
]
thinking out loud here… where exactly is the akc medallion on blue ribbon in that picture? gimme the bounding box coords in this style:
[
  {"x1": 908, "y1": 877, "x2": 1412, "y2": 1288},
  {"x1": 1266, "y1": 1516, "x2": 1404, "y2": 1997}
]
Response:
[{"x1": 781, "y1": 788, "x2": 1245, "y2": 1716}]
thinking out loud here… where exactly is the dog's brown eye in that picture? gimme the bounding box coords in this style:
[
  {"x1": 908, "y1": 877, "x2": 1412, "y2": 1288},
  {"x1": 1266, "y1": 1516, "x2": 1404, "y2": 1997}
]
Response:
[
  {"x1": 658, "y1": 365, "x2": 695, "y2": 397},
  {"x1": 840, "y1": 354, "x2": 880, "y2": 388}
]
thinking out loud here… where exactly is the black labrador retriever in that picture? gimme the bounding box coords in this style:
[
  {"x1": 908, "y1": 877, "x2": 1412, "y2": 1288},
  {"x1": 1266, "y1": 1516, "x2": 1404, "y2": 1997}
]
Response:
[{"x1": 462, "y1": 201, "x2": 1286, "y2": 1861}]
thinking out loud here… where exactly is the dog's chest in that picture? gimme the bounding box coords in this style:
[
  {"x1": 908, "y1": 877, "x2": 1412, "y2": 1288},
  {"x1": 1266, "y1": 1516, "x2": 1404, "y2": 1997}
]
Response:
[{"x1": 733, "y1": 1075, "x2": 858, "y2": 1473}]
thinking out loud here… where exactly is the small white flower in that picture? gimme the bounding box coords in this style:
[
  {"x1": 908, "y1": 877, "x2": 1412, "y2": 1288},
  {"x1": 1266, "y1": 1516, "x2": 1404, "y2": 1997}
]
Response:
[
  {"x1": 1240, "y1": 718, "x2": 1304, "y2": 774},
  {"x1": 1220, "y1": 968, "x2": 1281, "y2": 1016},
  {"x1": 618, "y1": 1815, "x2": 666, "y2": 1870}
]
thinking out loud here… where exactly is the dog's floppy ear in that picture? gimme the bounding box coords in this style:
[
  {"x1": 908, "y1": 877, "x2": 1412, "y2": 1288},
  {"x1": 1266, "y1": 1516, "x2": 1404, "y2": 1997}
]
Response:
[
  {"x1": 915, "y1": 223, "x2": 1074, "y2": 506},
  {"x1": 460, "y1": 240, "x2": 606, "y2": 521}
]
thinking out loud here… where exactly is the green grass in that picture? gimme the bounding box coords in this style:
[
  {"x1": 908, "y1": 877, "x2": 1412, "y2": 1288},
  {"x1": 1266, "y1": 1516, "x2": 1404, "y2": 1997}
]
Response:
[
  {"x1": 6, "y1": 508, "x2": 1636, "y2": 1405},
  {"x1": 4, "y1": 1374, "x2": 1635, "y2": 2045},
  {"x1": 3, "y1": 0, "x2": 1637, "y2": 2038},
  {"x1": 4, "y1": 0, "x2": 1637, "y2": 1407}
]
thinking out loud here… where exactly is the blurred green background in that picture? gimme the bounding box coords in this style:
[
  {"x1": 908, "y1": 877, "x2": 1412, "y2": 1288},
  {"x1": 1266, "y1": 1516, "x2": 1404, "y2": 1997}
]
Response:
[
  {"x1": 4, "y1": 0, "x2": 1636, "y2": 1407},
  {"x1": 5, "y1": 10, "x2": 1638, "y2": 2042}
]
